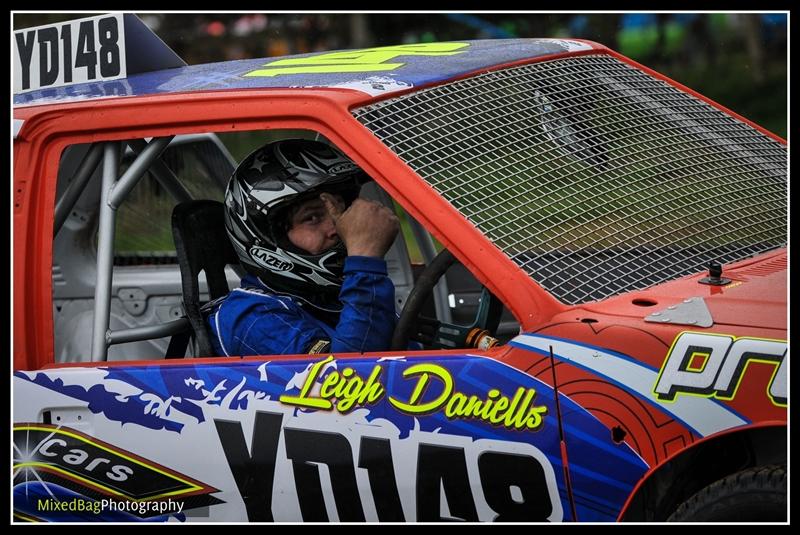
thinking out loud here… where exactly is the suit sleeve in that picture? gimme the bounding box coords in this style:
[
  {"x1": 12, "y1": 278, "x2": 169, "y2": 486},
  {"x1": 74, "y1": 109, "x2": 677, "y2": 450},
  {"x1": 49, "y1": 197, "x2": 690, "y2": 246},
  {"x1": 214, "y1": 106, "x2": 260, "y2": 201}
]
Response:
[
  {"x1": 209, "y1": 257, "x2": 396, "y2": 356},
  {"x1": 331, "y1": 256, "x2": 397, "y2": 353}
]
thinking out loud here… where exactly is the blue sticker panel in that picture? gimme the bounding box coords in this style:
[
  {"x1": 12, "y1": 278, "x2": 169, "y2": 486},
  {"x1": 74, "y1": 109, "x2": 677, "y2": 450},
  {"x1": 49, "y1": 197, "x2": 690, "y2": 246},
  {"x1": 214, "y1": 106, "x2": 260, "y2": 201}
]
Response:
[
  {"x1": 15, "y1": 39, "x2": 596, "y2": 107},
  {"x1": 15, "y1": 352, "x2": 645, "y2": 522}
]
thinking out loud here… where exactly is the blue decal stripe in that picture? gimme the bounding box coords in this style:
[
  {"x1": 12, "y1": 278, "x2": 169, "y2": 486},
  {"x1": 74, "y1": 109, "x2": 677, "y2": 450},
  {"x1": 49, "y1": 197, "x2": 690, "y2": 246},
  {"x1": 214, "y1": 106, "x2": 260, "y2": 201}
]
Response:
[{"x1": 560, "y1": 421, "x2": 648, "y2": 469}]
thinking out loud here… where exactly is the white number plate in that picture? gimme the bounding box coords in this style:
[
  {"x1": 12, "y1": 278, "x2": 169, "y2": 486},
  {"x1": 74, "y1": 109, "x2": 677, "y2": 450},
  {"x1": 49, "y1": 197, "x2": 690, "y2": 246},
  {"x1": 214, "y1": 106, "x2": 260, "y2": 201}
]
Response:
[{"x1": 14, "y1": 14, "x2": 127, "y2": 93}]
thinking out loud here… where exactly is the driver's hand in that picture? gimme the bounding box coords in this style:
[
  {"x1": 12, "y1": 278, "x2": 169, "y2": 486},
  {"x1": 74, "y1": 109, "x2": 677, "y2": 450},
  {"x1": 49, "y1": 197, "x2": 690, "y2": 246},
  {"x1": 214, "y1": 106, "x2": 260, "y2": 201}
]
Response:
[{"x1": 321, "y1": 194, "x2": 399, "y2": 258}]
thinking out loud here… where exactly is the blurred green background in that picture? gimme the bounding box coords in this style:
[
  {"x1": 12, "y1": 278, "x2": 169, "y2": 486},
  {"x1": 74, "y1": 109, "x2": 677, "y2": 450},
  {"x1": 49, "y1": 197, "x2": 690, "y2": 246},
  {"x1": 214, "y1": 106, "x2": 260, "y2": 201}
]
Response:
[{"x1": 13, "y1": 12, "x2": 787, "y2": 139}]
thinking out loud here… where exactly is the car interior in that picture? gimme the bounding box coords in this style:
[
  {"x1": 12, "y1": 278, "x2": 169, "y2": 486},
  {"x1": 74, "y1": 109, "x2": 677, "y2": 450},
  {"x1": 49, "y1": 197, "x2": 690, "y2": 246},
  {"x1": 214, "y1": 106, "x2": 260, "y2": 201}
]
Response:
[{"x1": 51, "y1": 130, "x2": 520, "y2": 363}]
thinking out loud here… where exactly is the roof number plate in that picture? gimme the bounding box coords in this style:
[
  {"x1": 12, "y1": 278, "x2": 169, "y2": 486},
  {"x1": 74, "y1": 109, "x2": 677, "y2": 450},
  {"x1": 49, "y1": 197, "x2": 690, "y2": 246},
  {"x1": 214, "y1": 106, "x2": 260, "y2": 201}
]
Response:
[{"x1": 14, "y1": 14, "x2": 126, "y2": 93}]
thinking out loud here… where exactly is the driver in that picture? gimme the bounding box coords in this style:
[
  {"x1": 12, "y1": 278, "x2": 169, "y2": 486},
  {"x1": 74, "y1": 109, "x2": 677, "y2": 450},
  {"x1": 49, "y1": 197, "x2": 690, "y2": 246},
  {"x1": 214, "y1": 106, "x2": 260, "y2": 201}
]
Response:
[{"x1": 208, "y1": 138, "x2": 400, "y2": 356}]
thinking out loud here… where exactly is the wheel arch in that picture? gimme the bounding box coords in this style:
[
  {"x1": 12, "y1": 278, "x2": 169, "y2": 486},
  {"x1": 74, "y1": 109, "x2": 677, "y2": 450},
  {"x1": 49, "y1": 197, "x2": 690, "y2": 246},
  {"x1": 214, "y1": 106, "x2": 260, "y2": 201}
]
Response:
[{"x1": 618, "y1": 424, "x2": 786, "y2": 521}]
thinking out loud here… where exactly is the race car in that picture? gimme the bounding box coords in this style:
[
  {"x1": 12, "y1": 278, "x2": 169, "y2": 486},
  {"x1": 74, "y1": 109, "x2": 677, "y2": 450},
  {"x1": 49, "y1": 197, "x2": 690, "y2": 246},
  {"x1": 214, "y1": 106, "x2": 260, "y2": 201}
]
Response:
[{"x1": 13, "y1": 14, "x2": 787, "y2": 522}]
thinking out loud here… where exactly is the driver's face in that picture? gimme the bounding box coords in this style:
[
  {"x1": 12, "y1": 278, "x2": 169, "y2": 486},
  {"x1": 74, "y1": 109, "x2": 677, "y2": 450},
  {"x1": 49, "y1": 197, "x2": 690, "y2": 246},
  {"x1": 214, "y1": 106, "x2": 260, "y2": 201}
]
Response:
[{"x1": 286, "y1": 194, "x2": 343, "y2": 255}]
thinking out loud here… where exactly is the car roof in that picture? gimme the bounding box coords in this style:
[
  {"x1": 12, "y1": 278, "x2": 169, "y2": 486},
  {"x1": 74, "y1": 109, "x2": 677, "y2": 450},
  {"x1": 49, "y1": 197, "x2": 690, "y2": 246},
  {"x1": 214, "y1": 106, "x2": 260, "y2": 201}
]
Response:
[{"x1": 13, "y1": 38, "x2": 601, "y2": 108}]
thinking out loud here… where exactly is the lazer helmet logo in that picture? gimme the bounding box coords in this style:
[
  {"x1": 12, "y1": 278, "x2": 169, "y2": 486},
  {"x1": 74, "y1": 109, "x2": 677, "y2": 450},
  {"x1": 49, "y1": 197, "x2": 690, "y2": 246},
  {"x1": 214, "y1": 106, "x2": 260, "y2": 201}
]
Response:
[
  {"x1": 251, "y1": 246, "x2": 294, "y2": 272},
  {"x1": 328, "y1": 162, "x2": 358, "y2": 175}
]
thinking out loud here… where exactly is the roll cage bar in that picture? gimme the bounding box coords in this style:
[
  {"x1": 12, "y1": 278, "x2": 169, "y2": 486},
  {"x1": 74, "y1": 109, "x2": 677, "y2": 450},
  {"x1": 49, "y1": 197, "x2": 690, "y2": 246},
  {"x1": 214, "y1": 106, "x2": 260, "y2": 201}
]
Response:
[
  {"x1": 54, "y1": 136, "x2": 195, "y2": 361},
  {"x1": 54, "y1": 135, "x2": 449, "y2": 362}
]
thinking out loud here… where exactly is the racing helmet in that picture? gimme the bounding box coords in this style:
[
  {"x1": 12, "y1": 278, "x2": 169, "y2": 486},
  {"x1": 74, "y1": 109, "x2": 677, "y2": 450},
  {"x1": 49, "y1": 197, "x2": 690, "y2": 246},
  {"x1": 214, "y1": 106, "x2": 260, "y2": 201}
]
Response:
[{"x1": 224, "y1": 139, "x2": 369, "y2": 302}]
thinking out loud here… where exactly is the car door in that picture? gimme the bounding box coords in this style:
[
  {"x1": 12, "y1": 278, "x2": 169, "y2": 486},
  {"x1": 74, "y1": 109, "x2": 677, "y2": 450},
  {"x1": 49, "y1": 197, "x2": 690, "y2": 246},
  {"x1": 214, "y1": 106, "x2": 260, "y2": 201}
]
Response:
[{"x1": 14, "y1": 120, "x2": 585, "y2": 522}]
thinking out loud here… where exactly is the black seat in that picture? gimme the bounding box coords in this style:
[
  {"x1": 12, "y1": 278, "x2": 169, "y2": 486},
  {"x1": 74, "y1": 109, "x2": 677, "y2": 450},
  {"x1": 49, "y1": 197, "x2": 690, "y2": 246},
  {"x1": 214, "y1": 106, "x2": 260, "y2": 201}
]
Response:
[{"x1": 171, "y1": 200, "x2": 240, "y2": 357}]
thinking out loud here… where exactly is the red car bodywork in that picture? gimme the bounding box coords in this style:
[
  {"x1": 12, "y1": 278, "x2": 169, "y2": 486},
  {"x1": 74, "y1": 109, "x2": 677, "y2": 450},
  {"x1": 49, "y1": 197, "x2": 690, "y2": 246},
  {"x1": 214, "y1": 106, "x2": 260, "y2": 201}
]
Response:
[{"x1": 13, "y1": 34, "x2": 786, "y2": 522}]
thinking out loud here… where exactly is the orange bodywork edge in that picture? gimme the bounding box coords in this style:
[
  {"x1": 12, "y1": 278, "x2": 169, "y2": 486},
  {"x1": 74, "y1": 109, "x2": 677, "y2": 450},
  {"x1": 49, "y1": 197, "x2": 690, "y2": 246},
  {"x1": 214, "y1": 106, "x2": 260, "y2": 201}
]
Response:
[{"x1": 14, "y1": 87, "x2": 566, "y2": 370}]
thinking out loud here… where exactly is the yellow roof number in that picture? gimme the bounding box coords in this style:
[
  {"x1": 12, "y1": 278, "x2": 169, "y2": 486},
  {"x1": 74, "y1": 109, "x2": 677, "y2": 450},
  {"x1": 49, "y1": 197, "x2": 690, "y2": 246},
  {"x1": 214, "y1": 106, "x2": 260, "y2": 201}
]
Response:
[{"x1": 244, "y1": 42, "x2": 470, "y2": 77}]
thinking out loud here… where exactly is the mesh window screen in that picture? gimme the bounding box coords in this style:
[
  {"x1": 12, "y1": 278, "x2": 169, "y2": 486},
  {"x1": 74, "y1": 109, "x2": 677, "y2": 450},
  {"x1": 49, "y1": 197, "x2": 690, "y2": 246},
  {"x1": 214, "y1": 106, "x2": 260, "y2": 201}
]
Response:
[{"x1": 354, "y1": 54, "x2": 787, "y2": 305}]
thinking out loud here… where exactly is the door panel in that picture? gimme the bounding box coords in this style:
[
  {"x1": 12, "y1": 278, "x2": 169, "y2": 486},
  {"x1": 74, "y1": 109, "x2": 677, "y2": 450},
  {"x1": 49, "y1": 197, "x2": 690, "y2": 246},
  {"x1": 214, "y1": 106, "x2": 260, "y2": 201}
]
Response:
[{"x1": 14, "y1": 352, "x2": 574, "y2": 522}]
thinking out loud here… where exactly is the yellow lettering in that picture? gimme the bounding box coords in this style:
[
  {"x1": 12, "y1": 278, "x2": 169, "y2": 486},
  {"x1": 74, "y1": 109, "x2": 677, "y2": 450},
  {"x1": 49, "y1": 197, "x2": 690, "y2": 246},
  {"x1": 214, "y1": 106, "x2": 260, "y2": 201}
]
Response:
[
  {"x1": 357, "y1": 366, "x2": 385, "y2": 405},
  {"x1": 463, "y1": 396, "x2": 486, "y2": 417},
  {"x1": 278, "y1": 356, "x2": 548, "y2": 431},
  {"x1": 442, "y1": 386, "x2": 547, "y2": 430},
  {"x1": 388, "y1": 363, "x2": 453, "y2": 414},
  {"x1": 290, "y1": 362, "x2": 386, "y2": 413},
  {"x1": 487, "y1": 395, "x2": 510, "y2": 424},
  {"x1": 342, "y1": 372, "x2": 362, "y2": 398},
  {"x1": 524, "y1": 405, "x2": 549, "y2": 430},
  {"x1": 336, "y1": 366, "x2": 385, "y2": 412},
  {"x1": 509, "y1": 388, "x2": 536, "y2": 429},
  {"x1": 445, "y1": 392, "x2": 468, "y2": 418},
  {"x1": 478, "y1": 389, "x2": 502, "y2": 419},
  {"x1": 320, "y1": 370, "x2": 340, "y2": 398},
  {"x1": 333, "y1": 368, "x2": 354, "y2": 398},
  {"x1": 244, "y1": 42, "x2": 470, "y2": 78},
  {"x1": 504, "y1": 387, "x2": 529, "y2": 428},
  {"x1": 279, "y1": 356, "x2": 334, "y2": 410},
  {"x1": 502, "y1": 387, "x2": 549, "y2": 431}
]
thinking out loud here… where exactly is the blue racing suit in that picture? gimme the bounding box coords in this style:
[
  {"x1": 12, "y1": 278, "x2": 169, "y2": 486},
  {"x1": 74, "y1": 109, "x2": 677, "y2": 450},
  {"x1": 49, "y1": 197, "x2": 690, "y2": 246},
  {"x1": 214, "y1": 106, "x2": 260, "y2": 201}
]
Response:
[{"x1": 207, "y1": 256, "x2": 397, "y2": 356}]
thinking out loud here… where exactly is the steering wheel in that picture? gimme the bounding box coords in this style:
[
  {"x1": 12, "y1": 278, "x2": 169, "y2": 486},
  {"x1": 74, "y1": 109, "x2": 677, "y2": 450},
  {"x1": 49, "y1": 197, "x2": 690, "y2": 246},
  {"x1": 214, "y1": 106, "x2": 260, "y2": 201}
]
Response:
[{"x1": 391, "y1": 249, "x2": 504, "y2": 351}]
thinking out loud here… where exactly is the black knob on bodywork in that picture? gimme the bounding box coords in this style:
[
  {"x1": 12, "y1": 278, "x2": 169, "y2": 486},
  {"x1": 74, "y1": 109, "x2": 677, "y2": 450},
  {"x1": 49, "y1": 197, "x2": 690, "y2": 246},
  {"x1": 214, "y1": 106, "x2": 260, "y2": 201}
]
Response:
[{"x1": 699, "y1": 261, "x2": 731, "y2": 286}]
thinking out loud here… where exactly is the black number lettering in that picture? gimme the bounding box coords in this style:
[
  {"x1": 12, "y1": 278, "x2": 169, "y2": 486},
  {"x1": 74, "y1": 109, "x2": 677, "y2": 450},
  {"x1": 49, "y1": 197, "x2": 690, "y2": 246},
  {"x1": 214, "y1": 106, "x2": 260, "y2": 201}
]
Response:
[
  {"x1": 416, "y1": 444, "x2": 478, "y2": 521},
  {"x1": 37, "y1": 27, "x2": 59, "y2": 87},
  {"x1": 97, "y1": 17, "x2": 121, "y2": 77},
  {"x1": 15, "y1": 30, "x2": 36, "y2": 90},
  {"x1": 60, "y1": 25, "x2": 72, "y2": 83},
  {"x1": 284, "y1": 429, "x2": 365, "y2": 522},
  {"x1": 75, "y1": 21, "x2": 96, "y2": 80},
  {"x1": 358, "y1": 437, "x2": 405, "y2": 521},
  {"x1": 478, "y1": 451, "x2": 553, "y2": 521},
  {"x1": 214, "y1": 411, "x2": 283, "y2": 522}
]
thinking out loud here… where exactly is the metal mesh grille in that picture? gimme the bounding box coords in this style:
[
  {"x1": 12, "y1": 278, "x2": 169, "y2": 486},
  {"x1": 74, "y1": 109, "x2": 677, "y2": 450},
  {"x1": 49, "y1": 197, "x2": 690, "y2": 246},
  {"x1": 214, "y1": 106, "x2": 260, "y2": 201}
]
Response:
[{"x1": 353, "y1": 54, "x2": 787, "y2": 304}]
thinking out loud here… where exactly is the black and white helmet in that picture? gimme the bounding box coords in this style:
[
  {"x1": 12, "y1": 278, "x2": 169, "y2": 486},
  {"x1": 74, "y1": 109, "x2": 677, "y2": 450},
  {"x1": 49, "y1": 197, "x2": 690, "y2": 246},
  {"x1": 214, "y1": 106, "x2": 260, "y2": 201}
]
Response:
[{"x1": 224, "y1": 139, "x2": 368, "y2": 300}]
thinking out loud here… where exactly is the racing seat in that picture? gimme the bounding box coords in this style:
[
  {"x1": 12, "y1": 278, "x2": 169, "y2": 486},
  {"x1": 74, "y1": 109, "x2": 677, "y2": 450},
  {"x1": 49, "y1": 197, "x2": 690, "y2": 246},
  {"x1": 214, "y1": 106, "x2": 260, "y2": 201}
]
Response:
[{"x1": 171, "y1": 200, "x2": 240, "y2": 357}]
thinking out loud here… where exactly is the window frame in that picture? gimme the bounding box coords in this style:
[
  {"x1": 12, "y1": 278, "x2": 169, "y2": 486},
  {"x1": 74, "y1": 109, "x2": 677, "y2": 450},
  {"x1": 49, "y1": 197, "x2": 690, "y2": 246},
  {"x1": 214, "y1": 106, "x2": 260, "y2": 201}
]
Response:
[{"x1": 15, "y1": 88, "x2": 563, "y2": 369}]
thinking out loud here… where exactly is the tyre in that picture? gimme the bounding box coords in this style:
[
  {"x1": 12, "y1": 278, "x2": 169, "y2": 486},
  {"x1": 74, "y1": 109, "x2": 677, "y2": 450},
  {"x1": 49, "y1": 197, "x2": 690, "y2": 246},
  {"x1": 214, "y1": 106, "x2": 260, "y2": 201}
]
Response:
[{"x1": 668, "y1": 465, "x2": 786, "y2": 522}]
